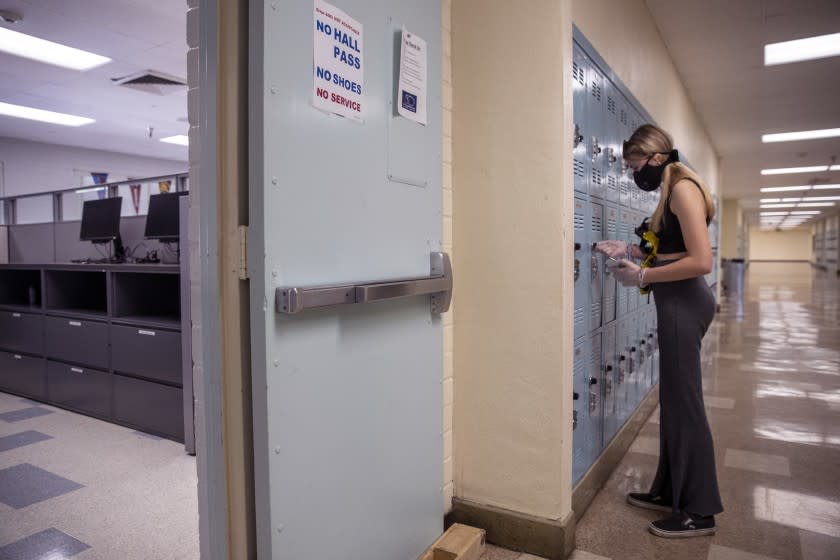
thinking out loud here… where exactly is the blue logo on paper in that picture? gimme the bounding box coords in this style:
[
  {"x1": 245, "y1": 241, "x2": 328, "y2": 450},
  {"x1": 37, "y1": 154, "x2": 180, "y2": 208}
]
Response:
[{"x1": 401, "y1": 90, "x2": 417, "y2": 113}]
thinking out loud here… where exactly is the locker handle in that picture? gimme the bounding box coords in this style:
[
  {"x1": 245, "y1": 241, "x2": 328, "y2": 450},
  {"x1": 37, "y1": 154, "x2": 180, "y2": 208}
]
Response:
[
  {"x1": 574, "y1": 243, "x2": 581, "y2": 251},
  {"x1": 71, "y1": 367, "x2": 84, "y2": 374},
  {"x1": 68, "y1": 321, "x2": 82, "y2": 327},
  {"x1": 13, "y1": 355, "x2": 22, "y2": 360},
  {"x1": 138, "y1": 330, "x2": 156, "y2": 336},
  {"x1": 589, "y1": 377, "x2": 598, "y2": 385},
  {"x1": 573, "y1": 392, "x2": 580, "y2": 400},
  {"x1": 605, "y1": 365, "x2": 613, "y2": 372},
  {"x1": 277, "y1": 252, "x2": 452, "y2": 315},
  {"x1": 630, "y1": 346, "x2": 636, "y2": 352},
  {"x1": 12, "y1": 313, "x2": 21, "y2": 318},
  {"x1": 619, "y1": 355, "x2": 626, "y2": 361}
]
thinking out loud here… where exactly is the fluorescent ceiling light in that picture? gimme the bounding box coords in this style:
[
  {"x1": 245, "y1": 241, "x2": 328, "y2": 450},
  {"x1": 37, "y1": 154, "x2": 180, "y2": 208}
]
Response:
[
  {"x1": 74, "y1": 186, "x2": 107, "y2": 194},
  {"x1": 160, "y1": 135, "x2": 189, "y2": 146},
  {"x1": 762, "y1": 128, "x2": 840, "y2": 143},
  {"x1": 765, "y1": 32, "x2": 840, "y2": 66},
  {"x1": 0, "y1": 101, "x2": 94, "y2": 126},
  {"x1": 760, "y1": 212, "x2": 789, "y2": 216},
  {"x1": 760, "y1": 198, "x2": 782, "y2": 203},
  {"x1": 761, "y1": 166, "x2": 831, "y2": 175},
  {"x1": 789, "y1": 211, "x2": 821, "y2": 215},
  {"x1": 800, "y1": 196, "x2": 840, "y2": 201},
  {"x1": 760, "y1": 186, "x2": 811, "y2": 192},
  {"x1": 813, "y1": 183, "x2": 840, "y2": 190},
  {"x1": 0, "y1": 27, "x2": 111, "y2": 71},
  {"x1": 760, "y1": 202, "x2": 834, "y2": 208}
]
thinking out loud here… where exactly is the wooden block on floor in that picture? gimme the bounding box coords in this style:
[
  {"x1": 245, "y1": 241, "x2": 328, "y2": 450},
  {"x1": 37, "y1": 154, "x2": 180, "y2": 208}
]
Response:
[{"x1": 420, "y1": 523, "x2": 486, "y2": 560}]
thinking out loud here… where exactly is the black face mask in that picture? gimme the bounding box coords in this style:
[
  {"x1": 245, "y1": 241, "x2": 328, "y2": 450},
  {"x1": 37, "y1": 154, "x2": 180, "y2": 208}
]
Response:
[{"x1": 633, "y1": 149, "x2": 680, "y2": 192}]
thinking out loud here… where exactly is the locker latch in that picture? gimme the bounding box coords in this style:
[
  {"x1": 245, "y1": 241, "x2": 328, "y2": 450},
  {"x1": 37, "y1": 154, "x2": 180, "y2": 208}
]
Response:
[
  {"x1": 605, "y1": 364, "x2": 613, "y2": 395},
  {"x1": 591, "y1": 137, "x2": 602, "y2": 162},
  {"x1": 618, "y1": 355, "x2": 626, "y2": 382},
  {"x1": 574, "y1": 124, "x2": 583, "y2": 148},
  {"x1": 607, "y1": 146, "x2": 618, "y2": 166},
  {"x1": 574, "y1": 242, "x2": 581, "y2": 282},
  {"x1": 573, "y1": 392, "x2": 579, "y2": 430},
  {"x1": 588, "y1": 376, "x2": 598, "y2": 413}
]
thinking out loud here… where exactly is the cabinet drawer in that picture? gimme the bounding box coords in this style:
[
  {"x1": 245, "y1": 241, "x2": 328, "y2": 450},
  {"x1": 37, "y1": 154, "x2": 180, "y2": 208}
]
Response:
[
  {"x1": 45, "y1": 316, "x2": 109, "y2": 369},
  {"x1": 0, "y1": 311, "x2": 43, "y2": 355},
  {"x1": 46, "y1": 360, "x2": 111, "y2": 418},
  {"x1": 0, "y1": 351, "x2": 46, "y2": 400},
  {"x1": 113, "y1": 374, "x2": 183, "y2": 441},
  {"x1": 111, "y1": 325, "x2": 181, "y2": 385}
]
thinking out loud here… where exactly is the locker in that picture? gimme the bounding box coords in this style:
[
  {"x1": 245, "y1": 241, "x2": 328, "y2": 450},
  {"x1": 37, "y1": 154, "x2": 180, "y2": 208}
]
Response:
[
  {"x1": 618, "y1": 97, "x2": 633, "y2": 209},
  {"x1": 590, "y1": 202, "x2": 604, "y2": 329},
  {"x1": 572, "y1": 46, "x2": 590, "y2": 196},
  {"x1": 588, "y1": 63, "x2": 607, "y2": 201},
  {"x1": 587, "y1": 330, "x2": 604, "y2": 462},
  {"x1": 603, "y1": 80, "x2": 621, "y2": 204},
  {"x1": 615, "y1": 316, "x2": 632, "y2": 425},
  {"x1": 603, "y1": 206, "x2": 618, "y2": 324},
  {"x1": 601, "y1": 323, "x2": 619, "y2": 444},
  {"x1": 616, "y1": 208, "x2": 632, "y2": 318},
  {"x1": 574, "y1": 198, "x2": 589, "y2": 340},
  {"x1": 572, "y1": 337, "x2": 589, "y2": 484}
]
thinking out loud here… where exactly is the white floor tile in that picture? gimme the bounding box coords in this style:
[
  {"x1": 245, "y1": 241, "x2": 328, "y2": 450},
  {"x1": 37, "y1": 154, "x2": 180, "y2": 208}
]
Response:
[
  {"x1": 724, "y1": 448, "x2": 791, "y2": 476},
  {"x1": 568, "y1": 550, "x2": 611, "y2": 560},
  {"x1": 704, "y1": 395, "x2": 736, "y2": 409},
  {"x1": 708, "y1": 544, "x2": 781, "y2": 560},
  {"x1": 628, "y1": 435, "x2": 659, "y2": 456},
  {"x1": 800, "y1": 529, "x2": 840, "y2": 560},
  {"x1": 714, "y1": 352, "x2": 743, "y2": 360}
]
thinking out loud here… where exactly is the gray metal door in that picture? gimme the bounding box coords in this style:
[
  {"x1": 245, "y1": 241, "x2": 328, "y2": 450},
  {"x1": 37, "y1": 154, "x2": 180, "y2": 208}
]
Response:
[
  {"x1": 587, "y1": 64, "x2": 606, "y2": 201},
  {"x1": 249, "y1": 2, "x2": 443, "y2": 559},
  {"x1": 573, "y1": 46, "x2": 589, "y2": 196},
  {"x1": 572, "y1": 337, "x2": 589, "y2": 484},
  {"x1": 603, "y1": 206, "x2": 618, "y2": 324},
  {"x1": 590, "y1": 202, "x2": 604, "y2": 329},
  {"x1": 574, "y1": 198, "x2": 589, "y2": 340}
]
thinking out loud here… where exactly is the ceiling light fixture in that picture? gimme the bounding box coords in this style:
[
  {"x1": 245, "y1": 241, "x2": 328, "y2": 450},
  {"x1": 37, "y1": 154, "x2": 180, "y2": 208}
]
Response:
[
  {"x1": 761, "y1": 165, "x2": 839, "y2": 175},
  {"x1": 759, "y1": 186, "x2": 811, "y2": 192},
  {"x1": 759, "y1": 212, "x2": 789, "y2": 216},
  {"x1": 765, "y1": 32, "x2": 840, "y2": 66},
  {"x1": 762, "y1": 128, "x2": 840, "y2": 143},
  {"x1": 812, "y1": 184, "x2": 840, "y2": 190},
  {"x1": 160, "y1": 135, "x2": 189, "y2": 146},
  {"x1": 789, "y1": 211, "x2": 821, "y2": 215},
  {"x1": 0, "y1": 27, "x2": 111, "y2": 71},
  {"x1": 0, "y1": 101, "x2": 94, "y2": 126}
]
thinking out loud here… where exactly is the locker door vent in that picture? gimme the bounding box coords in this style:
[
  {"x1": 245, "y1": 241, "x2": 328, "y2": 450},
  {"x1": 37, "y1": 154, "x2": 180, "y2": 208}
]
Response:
[
  {"x1": 573, "y1": 62, "x2": 585, "y2": 86},
  {"x1": 591, "y1": 81, "x2": 602, "y2": 101},
  {"x1": 607, "y1": 96, "x2": 616, "y2": 114},
  {"x1": 620, "y1": 109, "x2": 628, "y2": 125},
  {"x1": 574, "y1": 211, "x2": 585, "y2": 231},
  {"x1": 574, "y1": 159, "x2": 586, "y2": 178},
  {"x1": 592, "y1": 168, "x2": 602, "y2": 185}
]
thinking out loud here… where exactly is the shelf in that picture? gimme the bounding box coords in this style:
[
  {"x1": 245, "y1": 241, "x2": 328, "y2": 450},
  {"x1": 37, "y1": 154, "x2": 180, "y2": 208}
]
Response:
[
  {"x1": 0, "y1": 269, "x2": 42, "y2": 308},
  {"x1": 0, "y1": 303, "x2": 43, "y2": 314},
  {"x1": 45, "y1": 309, "x2": 108, "y2": 321},
  {"x1": 111, "y1": 315, "x2": 181, "y2": 330},
  {"x1": 45, "y1": 270, "x2": 108, "y2": 316},
  {"x1": 112, "y1": 272, "x2": 180, "y2": 324}
]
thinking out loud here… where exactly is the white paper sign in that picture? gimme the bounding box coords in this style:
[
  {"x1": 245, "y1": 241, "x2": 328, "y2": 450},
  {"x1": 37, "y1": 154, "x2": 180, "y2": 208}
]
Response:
[
  {"x1": 313, "y1": 0, "x2": 364, "y2": 122},
  {"x1": 397, "y1": 27, "x2": 427, "y2": 125}
]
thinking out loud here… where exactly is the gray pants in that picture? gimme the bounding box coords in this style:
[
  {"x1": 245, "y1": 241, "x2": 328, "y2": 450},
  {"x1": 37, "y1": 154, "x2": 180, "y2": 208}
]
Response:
[{"x1": 649, "y1": 269, "x2": 723, "y2": 517}]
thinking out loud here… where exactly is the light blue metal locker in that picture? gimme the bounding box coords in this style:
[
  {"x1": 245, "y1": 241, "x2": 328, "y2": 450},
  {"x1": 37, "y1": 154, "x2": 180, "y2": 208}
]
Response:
[
  {"x1": 616, "y1": 207, "x2": 631, "y2": 318},
  {"x1": 603, "y1": 205, "x2": 618, "y2": 324},
  {"x1": 587, "y1": 330, "x2": 604, "y2": 465},
  {"x1": 590, "y1": 201, "x2": 604, "y2": 329},
  {"x1": 572, "y1": 337, "x2": 589, "y2": 484},
  {"x1": 601, "y1": 322, "x2": 619, "y2": 444},
  {"x1": 572, "y1": 46, "x2": 590, "y2": 196},
  {"x1": 615, "y1": 315, "x2": 632, "y2": 425},
  {"x1": 603, "y1": 80, "x2": 621, "y2": 204},
  {"x1": 618, "y1": 96, "x2": 633, "y2": 209},
  {"x1": 587, "y1": 63, "x2": 607, "y2": 201},
  {"x1": 574, "y1": 198, "x2": 589, "y2": 340}
]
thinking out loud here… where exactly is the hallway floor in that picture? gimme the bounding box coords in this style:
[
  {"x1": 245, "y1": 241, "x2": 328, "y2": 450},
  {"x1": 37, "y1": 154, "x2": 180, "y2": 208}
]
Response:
[
  {"x1": 483, "y1": 262, "x2": 840, "y2": 560},
  {"x1": 571, "y1": 262, "x2": 840, "y2": 560}
]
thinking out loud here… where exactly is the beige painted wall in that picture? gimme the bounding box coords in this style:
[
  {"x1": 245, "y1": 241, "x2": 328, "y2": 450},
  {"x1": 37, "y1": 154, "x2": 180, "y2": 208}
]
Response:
[
  {"x1": 441, "y1": 0, "x2": 455, "y2": 511},
  {"x1": 452, "y1": 1, "x2": 574, "y2": 520},
  {"x1": 748, "y1": 228, "x2": 813, "y2": 262},
  {"x1": 573, "y1": 0, "x2": 719, "y2": 197},
  {"x1": 720, "y1": 199, "x2": 742, "y2": 259}
]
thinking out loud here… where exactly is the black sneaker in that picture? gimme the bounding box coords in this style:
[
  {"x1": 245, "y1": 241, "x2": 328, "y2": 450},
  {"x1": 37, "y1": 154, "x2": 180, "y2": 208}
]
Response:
[
  {"x1": 626, "y1": 492, "x2": 672, "y2": 513},
  {"x1": 649, "y1": 512, "x2": 716, "y2": 538}
]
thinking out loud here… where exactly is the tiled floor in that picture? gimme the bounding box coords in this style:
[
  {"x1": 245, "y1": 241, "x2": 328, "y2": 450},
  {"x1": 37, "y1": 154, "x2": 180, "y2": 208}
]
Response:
[
  {"x1": 0, "y1": 394, "x2": 198, "y2": 559},
  {"x1": 566, "y1": 263, "x2": 840, "y2": 560}
]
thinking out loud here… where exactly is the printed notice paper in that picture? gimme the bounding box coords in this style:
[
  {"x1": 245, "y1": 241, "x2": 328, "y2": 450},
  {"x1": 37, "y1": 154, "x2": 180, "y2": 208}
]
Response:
[
  {"x1": 397, "y1": 27, "x2": 427, "y2": 125},
  {"x1": 313, "y1": 0, "x2": 364, "y2": 122}
]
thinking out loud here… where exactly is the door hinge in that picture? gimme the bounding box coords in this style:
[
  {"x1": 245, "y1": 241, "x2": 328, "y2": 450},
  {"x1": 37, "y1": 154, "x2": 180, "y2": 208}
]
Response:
[{"x1": 238, "y1": 225, "x2": 248, "y2": 280}]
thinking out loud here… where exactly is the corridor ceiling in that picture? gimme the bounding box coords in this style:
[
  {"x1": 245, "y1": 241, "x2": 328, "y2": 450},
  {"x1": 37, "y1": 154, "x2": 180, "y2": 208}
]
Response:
[
  {"x1": 646, "y1": 0, "x2": 840, "y2": 221},
  {"x1": 0, "y1": 0, "x2": 187, "y2": 161}
]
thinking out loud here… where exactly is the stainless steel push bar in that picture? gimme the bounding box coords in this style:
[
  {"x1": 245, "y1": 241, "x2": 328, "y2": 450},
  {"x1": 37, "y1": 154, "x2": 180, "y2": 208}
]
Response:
[{"x1": 276, "y1": 252, "x2": 452, "y2": 315}]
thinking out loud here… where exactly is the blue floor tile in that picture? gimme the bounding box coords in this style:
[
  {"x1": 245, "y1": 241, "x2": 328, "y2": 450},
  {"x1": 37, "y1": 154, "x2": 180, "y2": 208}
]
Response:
[
  {"x1": 0, "y1": 431, "x2": 53, "y2": 452},
  {"x1": 0, "y1": 407, "x2": 54, "y2": 423},
  {"x1": 0, "y1": 463, "x2": 83, "y2": 509},
  {"x1": 0, "y1": 528, "x2": 90, "y2": 560}
]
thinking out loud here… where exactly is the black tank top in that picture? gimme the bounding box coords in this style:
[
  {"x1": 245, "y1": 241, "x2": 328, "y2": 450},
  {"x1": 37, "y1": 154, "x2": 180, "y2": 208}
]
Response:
[{"x1": 656, "y1": 178, "x2": 709, "y2": 254}]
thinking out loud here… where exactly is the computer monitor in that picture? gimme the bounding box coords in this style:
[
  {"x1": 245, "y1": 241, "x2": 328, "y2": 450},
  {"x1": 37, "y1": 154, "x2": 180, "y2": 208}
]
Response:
[
  {"x1": 80, "y1": 197, "x2": 122, "y2": 242},
  {"x1": 144, "y1": 192, "x2": 188, "y2": 241}
]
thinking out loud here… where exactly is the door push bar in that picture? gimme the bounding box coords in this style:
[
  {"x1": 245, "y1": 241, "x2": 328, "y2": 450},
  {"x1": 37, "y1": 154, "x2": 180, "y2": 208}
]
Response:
[{"x1": 276, "y1": 252, "x2": 452, "y2": 315}]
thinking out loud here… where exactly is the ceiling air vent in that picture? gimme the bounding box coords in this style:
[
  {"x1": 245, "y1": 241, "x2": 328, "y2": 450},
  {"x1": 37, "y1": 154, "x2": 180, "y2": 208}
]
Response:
[{"x1": 112, "y1": 70, "x2": 187, "y2": 95}]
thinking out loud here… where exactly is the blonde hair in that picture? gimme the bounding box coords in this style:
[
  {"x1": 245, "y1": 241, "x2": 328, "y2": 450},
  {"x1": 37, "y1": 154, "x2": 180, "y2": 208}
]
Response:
[{"x1": 623, "y1": 124, "x2": 716, "y2": 232}]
